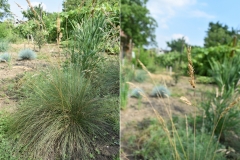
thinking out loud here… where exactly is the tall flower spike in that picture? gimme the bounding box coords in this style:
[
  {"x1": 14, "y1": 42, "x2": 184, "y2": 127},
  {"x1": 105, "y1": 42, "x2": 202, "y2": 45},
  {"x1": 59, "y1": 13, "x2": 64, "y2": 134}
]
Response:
[{"x1": 187, "y1": 46, "x2": 195, "y2": 88}]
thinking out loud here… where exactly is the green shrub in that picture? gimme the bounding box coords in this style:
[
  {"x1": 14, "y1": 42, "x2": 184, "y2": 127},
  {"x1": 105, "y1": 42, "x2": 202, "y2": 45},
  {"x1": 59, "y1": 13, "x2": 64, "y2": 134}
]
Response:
[
  {"x1": 18, "y1": 49, "x2": 37, "y2": 60},
  {"x1": 0, "y1": 22, "x2": 12, "y2": 39},
  {"x1": 7, "y1": 67, "x2": 118, "y2": 160},
  {"x1": 0, "y1": 39, "x2": 9, "y2": 52},
  {"x1": 0, "y1": 53, "x2": 11, "y2": 62},
  {"x1": 34, "y1": 30, "x2": 47, "y2": 50},
  {"x1": 136, "y1": 48, "x2": 150, "y2": 68},
  {"x1": 150, "y1": 85, "x2": 170, "y2": 98}
]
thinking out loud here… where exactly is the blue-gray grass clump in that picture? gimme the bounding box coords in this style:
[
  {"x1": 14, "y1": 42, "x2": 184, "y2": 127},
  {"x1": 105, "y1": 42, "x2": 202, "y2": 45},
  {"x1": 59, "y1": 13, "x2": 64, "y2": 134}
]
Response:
[
  {"x1": 150, "y1": 86, "x2": 170, "y2": 98},
  {"x1": 18, "y1": 49, "x2": 37, "y2": 60},
  {"x1": 0, "y1": 53, "x2": 10, "y2": 62},
  {"x1": 130, "y1": 88, "x2": 144, "y2": 98}
]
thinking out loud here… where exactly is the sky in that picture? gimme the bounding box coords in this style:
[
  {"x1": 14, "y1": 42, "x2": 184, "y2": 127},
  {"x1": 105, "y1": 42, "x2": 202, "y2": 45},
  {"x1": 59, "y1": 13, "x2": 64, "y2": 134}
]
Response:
[
  {"x1": 8, "y1": 0, "x2": 63, "y2": 20},
  {"x1": 146, "y1": 0, "x2": 240, "y2": 49}
]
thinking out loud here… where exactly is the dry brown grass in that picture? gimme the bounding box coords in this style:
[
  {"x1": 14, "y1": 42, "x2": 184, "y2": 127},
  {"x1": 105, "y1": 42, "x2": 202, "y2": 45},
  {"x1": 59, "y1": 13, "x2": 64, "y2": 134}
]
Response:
[{"x1": 187, "y1": 46, "x2": 196, "y2": 88}]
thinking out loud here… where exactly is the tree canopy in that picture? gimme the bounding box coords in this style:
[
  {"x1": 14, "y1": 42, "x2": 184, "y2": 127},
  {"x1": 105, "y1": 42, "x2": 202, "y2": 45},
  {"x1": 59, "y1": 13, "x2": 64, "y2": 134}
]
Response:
[
  {"x1": 62, "y1": 0, "x2": 118, "y2": 11},
  {"x1": 22, "y1": 3, "x2": 47, "y2": 21},
  {"x1": 0, "y1": 0, "x2": 10, "y2": 20},
  {"x1": 204, "y1": 21, "x2": 237, "y2": 48},
  {"x1": 166, "y1": 37, "x2": 188, "y2": 52},
  {"x1": 121, "y1": 0, "x2": 157, "y2": 50}
]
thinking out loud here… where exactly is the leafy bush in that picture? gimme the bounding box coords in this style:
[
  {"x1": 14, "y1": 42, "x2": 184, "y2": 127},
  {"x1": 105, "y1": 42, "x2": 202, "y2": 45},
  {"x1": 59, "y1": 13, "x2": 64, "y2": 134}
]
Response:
[
  {"x1": 0, "y1": 22, "x2": 12, "y2": 39},
  {"x1": 150, "y1": 85, "x2": 170, "y2": 98},
  {"x1": 18, "y1": 49, "x2": 37, "y2": 60},
  {"x1": 135, "y1": 48, "x2": 151, "y2": 68},
  {"x1": 154, "y1": 51, "x2": 183, "y2": 67},
  {"x1": 0, "y1": 53, "x2": 11, "y2": 62},
  {"x1": 0, "y1": 39, "x2": 9, "y2": 52},
  {"x1": 7, "y1": 67, "x2": 118, "y2": 160},
  {"x1": 130, "y1": 88, "x2": 144, "y2": 99}
]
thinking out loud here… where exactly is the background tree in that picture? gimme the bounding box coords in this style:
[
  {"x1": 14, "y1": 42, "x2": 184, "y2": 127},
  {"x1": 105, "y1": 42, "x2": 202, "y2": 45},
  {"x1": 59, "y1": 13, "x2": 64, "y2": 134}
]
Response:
[
  {"x1": 0, "y1": 0, "x2": 10, "y2": 20},
  {"x1": 166, "y1": 37, "x2": 188, "y2": 52},
  {"x1": 62, "y1": 0, "x2": 117, "y2": 11},
  {"x1": 121, "y1": 0, "x2": 157, "y2": 52},
  {"x1": 22, "y1": 3, "x2": 47, "y2": 21},
  {"x1": 204, "y1": 21, "x2": 237, "y2": 48}
]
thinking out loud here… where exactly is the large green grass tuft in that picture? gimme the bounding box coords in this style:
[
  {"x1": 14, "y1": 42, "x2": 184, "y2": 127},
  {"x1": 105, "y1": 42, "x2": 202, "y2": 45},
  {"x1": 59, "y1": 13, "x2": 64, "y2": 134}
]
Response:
[{"x1": 8, "y1": 67, "x2": 118, "y2": 160}]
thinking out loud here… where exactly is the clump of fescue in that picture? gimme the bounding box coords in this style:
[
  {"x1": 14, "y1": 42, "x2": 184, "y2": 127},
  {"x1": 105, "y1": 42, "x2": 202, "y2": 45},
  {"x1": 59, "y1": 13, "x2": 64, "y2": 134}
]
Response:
[
  {"x1": 0, "y1": 53, "x2": 11, "y2": 62},
  {"x1": 134, "y1": 70, "x2": 147, "y2": 83},
  {"x1": 7, "y1": 67, "x2": 117, "y2": 160},
  {"x1": 18, "y1": 49, "x2": 36, "y2": 60},
  {"x1": 150, "y1": 85, "x2": 170, "y2": 98},
  {"x1": 130, "y1": 88, "x2": 144, "y2": 99},
  {"x1": 0, "y1": 39, "x2": 9, "y2": 52}
]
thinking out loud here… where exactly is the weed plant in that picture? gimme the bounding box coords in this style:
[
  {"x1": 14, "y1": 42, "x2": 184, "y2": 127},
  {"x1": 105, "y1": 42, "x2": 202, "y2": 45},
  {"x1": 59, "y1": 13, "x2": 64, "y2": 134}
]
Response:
[
  {"x1": 18, "y1": 49, "x2": 37, "y2": 60},
  {"x1": 7, "y1": 67, "x2": 118, "y2": 160}
]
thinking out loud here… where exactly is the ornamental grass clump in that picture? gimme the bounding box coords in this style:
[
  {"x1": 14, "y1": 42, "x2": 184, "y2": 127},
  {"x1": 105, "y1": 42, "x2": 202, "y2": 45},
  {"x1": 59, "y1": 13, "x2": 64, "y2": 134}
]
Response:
[
  {"x1": 150, "y1": 85, "x2": 170, "y2": 98},
  {"x1": 130, "y1": 88, "x2": 144, "y2": 99},
  {"x1": 18, "y1": 49, "x2": 36, "y2": 60},
  {"x1": 0, "y1": 53, "x2": 11, "y2": 62},
  {"x1": 0, "y1": 39, "x2": 9, "y2": 52},
  {"x1": 7, "y1": 67, "x2": 117, "y2": 160}
]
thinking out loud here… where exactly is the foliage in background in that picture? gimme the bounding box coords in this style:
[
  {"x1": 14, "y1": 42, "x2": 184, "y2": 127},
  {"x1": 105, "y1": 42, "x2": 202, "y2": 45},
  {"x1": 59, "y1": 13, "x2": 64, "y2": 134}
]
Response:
[
  {"x1": 33, "y1": 30, "x2": 47, "y2": 50},
  {"x1": 134, "y1": 70, "x2": 147, "y2": 83},
  {"x1": 0, "y1": 0, "x2": 10, "y2": 19},
  {"x1": 121, "y1": 0, "x2": 158, "y2": 51},
  {"x1": 7, "y1": 67, "x2": 118, "y2": 160},
  {"x1": 166, "y1": 37, "x2": 188, "y2": 52},
  {"x1": 196, "y1": 76, "x2": 215, "y2": 84},
  {"x1": 204, "y1": 21, "x2": 237, "y2": 48},
  {"x1": 18, "y1": 49, "x2": 36, "y2": 60},
  {"x1": 0, "y1": 39, "x2": 9, "y2": 52}
]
